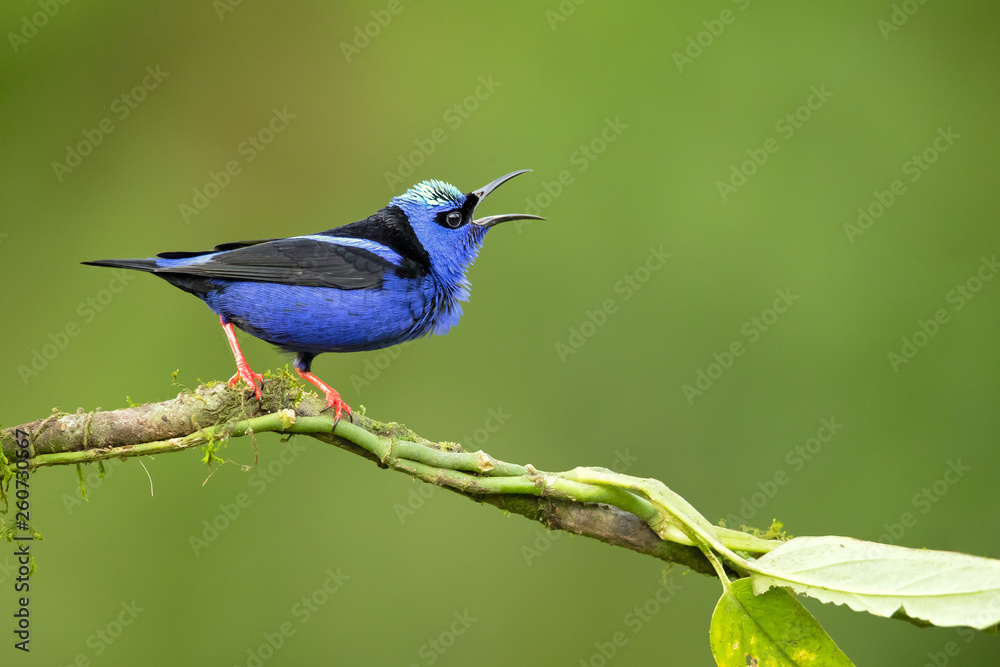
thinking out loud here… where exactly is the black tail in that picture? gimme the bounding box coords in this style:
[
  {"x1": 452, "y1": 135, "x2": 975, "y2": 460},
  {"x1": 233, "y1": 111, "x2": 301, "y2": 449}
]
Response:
[
  {"x1": 82, "y1": 258, "x2": 158, "y2": 272},
  {"x1": 83, "y1": 257, "x2": 215, "y2": 296}
]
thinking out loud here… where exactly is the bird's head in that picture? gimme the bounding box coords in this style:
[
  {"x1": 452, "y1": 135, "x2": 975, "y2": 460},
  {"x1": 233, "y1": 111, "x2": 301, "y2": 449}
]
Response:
[{"x1": 390, "y1": 170, "x2": 543, "y2": 283}]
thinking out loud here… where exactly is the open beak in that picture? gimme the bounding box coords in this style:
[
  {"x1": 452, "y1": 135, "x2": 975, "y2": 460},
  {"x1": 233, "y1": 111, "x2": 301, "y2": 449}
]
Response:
[{"x1": 468, "y1": 169, "x2": 546, "y2": 228}]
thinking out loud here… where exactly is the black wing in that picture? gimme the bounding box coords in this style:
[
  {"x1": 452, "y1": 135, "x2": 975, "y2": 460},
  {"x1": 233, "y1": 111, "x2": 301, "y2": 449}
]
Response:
[
  {"x1": 157, "y1": 238, "x2": 277, "y2": 260},
  {"x1": 154, "y1": 237, "x2": 393, "y2": 290}
]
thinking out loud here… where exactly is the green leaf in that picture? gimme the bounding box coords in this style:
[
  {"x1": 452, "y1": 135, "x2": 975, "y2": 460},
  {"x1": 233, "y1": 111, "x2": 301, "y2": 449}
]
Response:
[
  {"x1": 750, "y1": 536, "x2": 1000, "y2": 629},
  {"x1": 710, "y1": 578, "x2": 854, "y2": 667}
]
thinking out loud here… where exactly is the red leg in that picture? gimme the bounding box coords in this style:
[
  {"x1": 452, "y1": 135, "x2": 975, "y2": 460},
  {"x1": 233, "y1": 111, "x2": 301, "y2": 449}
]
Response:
[
  {"x1": 220, "y1": 316, "x2": 263, "y2": 401},
  {"x1": 294, "y1": 367, "x2": 352, "y2": 423}
]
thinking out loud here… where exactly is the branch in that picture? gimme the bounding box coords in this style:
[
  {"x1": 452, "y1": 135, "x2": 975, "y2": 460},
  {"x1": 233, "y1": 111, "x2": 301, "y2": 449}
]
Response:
[{"x1": 1, "y1": 375, "x2": 777, "y2": 577}]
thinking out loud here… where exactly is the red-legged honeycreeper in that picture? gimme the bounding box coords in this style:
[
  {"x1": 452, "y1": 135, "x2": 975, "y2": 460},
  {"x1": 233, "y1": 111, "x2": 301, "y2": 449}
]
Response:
[{"x1": 83, "y1": 170, "x2": 542, "y2": 422}]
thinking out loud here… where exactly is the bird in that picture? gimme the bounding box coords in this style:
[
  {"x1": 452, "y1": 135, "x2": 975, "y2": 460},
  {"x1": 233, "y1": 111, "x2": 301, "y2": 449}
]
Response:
[{"x1": 84, "y1": 169, "x2": 542, "y2": 423}]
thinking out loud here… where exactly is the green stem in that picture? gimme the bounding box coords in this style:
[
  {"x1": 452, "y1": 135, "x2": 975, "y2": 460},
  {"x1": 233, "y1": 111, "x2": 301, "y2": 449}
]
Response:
[
  {"x1": 715, "y1": 527, "x2": 781, "y2": 554},
  {"x1": 701, "y1": 545, "x2": 732, "y2": 592},
  {"x1": 560, "y1": 467, "x2": 782, "y2": 559}
]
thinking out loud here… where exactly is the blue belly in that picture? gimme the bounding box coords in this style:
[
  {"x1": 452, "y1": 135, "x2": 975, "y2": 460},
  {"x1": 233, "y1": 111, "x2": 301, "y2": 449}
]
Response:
[{"x1": 200, "y1": 274, "x2": 450, "y2": 353}]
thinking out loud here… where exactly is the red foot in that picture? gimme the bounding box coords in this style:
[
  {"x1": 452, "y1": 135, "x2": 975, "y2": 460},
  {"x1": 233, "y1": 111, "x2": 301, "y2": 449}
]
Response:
[
  {"x1": 220, "y1": 316, "x2": 263, "y2": 401},
  {"x1": 295, "y1": 367, "x2": 352, "y2": 423}
]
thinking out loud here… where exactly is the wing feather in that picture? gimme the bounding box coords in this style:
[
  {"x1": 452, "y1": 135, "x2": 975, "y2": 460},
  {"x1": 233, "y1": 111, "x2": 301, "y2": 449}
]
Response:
[
  {"x1": 156, "y1": 239, "x2": 278, "y2": 260},
  {"x1": 154, "y1": 238, "x2": 391, "y2": 290}
]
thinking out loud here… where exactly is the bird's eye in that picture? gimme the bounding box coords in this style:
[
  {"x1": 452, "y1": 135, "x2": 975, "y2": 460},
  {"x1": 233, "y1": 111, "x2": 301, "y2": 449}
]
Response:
[{"x1": 445, "y1": 211, "x2": 463, "y2": 228}]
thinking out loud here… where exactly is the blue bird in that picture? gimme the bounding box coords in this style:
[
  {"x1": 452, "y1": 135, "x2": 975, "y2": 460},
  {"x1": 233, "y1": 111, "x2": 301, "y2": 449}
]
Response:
[{"x1": 84, "y1": 170, "x2": 542, "y2": 422}]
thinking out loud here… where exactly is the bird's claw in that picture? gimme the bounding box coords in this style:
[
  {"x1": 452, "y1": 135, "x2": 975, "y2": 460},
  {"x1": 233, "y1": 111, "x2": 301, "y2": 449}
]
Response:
[
  {"x1": 324, "y1": 393, "x2": 353, "y2": 426},
  {"x1": 228, "y1": 368, "x2": 264, "y2": 402},
  {"x1": 294, "y1": 367, "x2": 351, "y2": 425}
]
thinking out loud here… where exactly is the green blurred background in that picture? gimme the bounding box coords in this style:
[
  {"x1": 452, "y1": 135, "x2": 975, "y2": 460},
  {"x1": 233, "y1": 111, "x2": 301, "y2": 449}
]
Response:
[{"x1": 2, "y1": 1, "x2": 998, "y2": 664}]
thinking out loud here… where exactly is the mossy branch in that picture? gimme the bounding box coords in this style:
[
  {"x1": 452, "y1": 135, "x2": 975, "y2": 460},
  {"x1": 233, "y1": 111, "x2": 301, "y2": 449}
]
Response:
[{"x1": 1, "y1": 375, "x2": 780, "y2": 577}]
